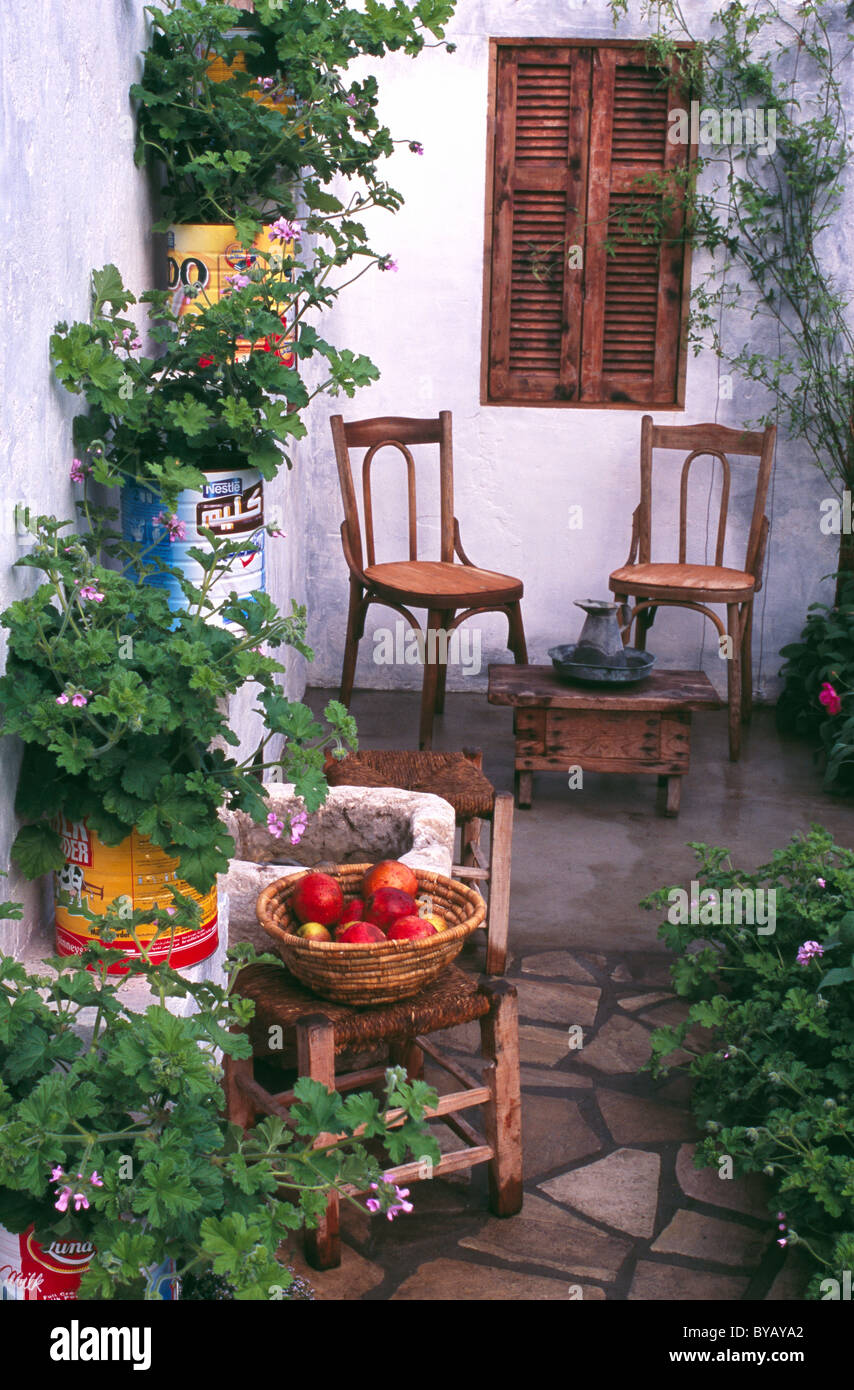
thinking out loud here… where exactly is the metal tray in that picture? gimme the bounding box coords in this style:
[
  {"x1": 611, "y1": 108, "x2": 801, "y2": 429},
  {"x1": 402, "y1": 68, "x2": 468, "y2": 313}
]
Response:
[{"x1": 547, "y1": 644, "x2": 656, "y2": 684}]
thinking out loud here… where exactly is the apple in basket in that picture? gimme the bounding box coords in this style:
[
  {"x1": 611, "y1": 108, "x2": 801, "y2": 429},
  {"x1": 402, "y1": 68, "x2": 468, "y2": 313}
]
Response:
[
  {"x1": 365, "y1": 886, "x2": 416, "y2": 932},
  {"x1": 332, "y1": 899, "x2": 365, "y2": 939},
  {"x1": 291, "y1": 872, "x2": 344, "y2": 927},
  {"x1": 337, "y1": 921, "x2": 386, "y2": 944},
  {"x1": 296, "y1": 921, "x2": 333, "y2": 942},
  {"x1": 362, "y1": 860, "x2": 418, "y2": 899},
  {"x1": 386, "y1": 915, "x2": 438, "y2": 942}
]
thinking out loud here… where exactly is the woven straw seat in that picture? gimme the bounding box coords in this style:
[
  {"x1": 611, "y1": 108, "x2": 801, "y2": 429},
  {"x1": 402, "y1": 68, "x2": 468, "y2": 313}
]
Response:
[
  {"x1": 237, "y1": 961, "x2": 490, "y2": 1053},
  {"x1": 325, "y1": 749, "x2": 495, "y2": 821}
]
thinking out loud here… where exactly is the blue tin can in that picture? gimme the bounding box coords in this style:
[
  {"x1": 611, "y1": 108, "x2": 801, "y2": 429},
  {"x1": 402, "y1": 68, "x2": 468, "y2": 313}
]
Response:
[{"x1": 122, "y1": 467, "x2": 266, "y2": 625}]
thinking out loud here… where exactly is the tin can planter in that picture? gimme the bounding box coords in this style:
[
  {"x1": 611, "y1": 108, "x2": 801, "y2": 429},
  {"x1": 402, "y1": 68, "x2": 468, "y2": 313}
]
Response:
[
  {"x1": 53, "y1": 815, "x2": 218, "y2": 974},
  {"x1": 0, "y1": 1224, "x2": 177, "y2": 1301},
  {"x1": 122, "y1": 465, "x2": 266, "y2": 622},
  {"x1": 166, "y1": 222, "x2": 296, "y2": 365}
]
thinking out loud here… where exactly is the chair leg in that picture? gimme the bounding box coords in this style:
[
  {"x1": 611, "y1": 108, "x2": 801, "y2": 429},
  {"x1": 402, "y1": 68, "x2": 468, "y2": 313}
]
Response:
[
  {"x1": 222, "y1": 1050, "x2": 257, "y2": 1131},
  {"x1": 507, "y1": 602, "x2": 528, "y2": 664},
  {"x1": 726, "y1": 602, "x2": 742, "y2": 762},
  {"x1": 435, "y1": 611, "x2": 453, "y2": 714},
  {"x1": 419, "y1": 609, "x2": 443, "y2": 749},
  {"x1": 479, "y1": 979, "x2": 523, "y2": 1216},
  {"x1": 634, "y1": 600, "x2": 655, "y2": 652},
  {"x1": 389, "y1": 1036, "x2": 424, "y2": 1082},
  {"x1": 340, "y1": 579, "x2": 363, "y2": 708},
  {"x1": 296, "y1": 1014, "x2": 341, "y2": 1271},
  {"x1": 485, "y1": 792, "x2": 513, "y2": 977},
  {"x1": 741, "y1": 604, "x2": 753, "y2": 724}
]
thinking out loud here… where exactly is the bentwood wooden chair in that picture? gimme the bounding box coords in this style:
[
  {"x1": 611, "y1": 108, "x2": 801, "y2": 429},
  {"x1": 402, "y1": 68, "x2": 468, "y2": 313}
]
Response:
[
  {"x1": 609, "y1": 416, "x2": 776, "y2": 761},
  {"x1": 331, "y1": 412, "x2": 528, "y2": 748}
]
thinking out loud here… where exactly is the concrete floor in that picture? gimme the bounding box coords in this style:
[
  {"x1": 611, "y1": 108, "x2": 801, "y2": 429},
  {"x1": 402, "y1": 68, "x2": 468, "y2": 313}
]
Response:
[{"x1": 307, "y1": 688, "x2": 852, "y2": 955}]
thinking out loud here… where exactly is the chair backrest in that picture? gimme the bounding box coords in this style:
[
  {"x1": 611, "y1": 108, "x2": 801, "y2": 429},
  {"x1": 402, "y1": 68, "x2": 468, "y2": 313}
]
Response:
[
  {"x1": 330, "y1": 413, "x2": 455, "y2": 573},
  {"x1": 637, "y1": 415, "x2": 777, "y2": 578}
]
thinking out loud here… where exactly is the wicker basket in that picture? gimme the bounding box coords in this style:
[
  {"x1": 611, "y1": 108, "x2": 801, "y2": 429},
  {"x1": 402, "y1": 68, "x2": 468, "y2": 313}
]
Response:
[{"x1": 256, "y1": 864, "x2": 486, "y2": 1005}]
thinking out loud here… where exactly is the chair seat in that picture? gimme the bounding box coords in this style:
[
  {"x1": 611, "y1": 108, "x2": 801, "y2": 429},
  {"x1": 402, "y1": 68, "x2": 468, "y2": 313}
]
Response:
[
  {"x1": 237, "y1": 962, "x2": 491, "y2": 1054},
  {"x1": 609, "y1": 562, "x2": 756, "y2": 602},
  {"x1": 364, "y1": 560, "x2": 523, "y2": 609},
  {"x1": 324, "y1": 750, "x2": 496, "y2": 821}
]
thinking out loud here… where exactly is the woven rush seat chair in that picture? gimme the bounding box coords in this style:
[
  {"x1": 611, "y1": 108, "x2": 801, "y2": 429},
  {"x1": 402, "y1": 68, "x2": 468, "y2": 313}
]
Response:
[
  {"x1": 324, "y1": 747, "x2": 512, "y2": 974},
  {"x1": 223, "y1": 956, "x2": 522, "y2": 1271}
]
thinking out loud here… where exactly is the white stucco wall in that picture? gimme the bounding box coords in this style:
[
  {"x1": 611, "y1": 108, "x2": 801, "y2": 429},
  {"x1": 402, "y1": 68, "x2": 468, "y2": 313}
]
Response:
[{"x1": 300, "y1": 0, "x2": 846, "y2": 702}]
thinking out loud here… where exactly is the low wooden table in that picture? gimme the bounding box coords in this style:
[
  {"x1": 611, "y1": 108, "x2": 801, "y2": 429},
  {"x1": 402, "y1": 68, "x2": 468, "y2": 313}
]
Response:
[{"x1": 487, "y1": 665, "x2": 721, "y2": 815}]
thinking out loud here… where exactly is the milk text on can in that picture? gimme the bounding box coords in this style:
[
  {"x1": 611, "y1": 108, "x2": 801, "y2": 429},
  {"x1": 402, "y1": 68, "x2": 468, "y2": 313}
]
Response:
[
  {"x1": 122, "y1": 466, "x2": 266, "y2": 622},
  {"x1": 53, "y1": 815, "x2": 218, "y2": 973}
]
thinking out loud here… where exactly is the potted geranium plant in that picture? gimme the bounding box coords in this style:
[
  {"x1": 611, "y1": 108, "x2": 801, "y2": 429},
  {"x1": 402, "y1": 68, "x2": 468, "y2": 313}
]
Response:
[
  {"x1": 0, "y1": 908, "x2": 440, "y2": 1299},
  {"x1": 0, "y1": 505, "x2": 356, "y2": 965}
]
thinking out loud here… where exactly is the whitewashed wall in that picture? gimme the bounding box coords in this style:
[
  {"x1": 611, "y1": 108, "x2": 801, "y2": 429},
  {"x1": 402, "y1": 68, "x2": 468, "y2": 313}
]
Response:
[{"x1": 300, "y1": 0, "x2": 846, "y2": 701}]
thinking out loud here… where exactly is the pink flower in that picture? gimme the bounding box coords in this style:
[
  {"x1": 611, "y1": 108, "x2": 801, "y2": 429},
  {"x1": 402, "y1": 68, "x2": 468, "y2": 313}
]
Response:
[
  {"x1": 777, "y1": 1237, "x2": 787, "y2": 1247},
  {"x1": 380, "y1": 258, "x2": 399, "y2": 273},
  {"x1": 346, "y1": 93, "x2": 358, "y2": 107},
  {"x1": 152, "y1": 511, "x2": 187, "y2": 542},
  {"x1": 257, "y1": 76, "x2": 276, "y2": 91},
  {"x1": 89, "y1": 1172, "x2": 103, "y2": 1187},
  {"x1": 165, "y1": 906, "x2": 176, "y2": 918},
  {"x1": 70, "y1": 458, "x2": 86, "y2": 483},
  {"x1": 289, "y1": 811, "x2": 308, "y2": 846},
  {"x1": 54, "y1": 1187, "x2": 72, "y2": 1213},
  {"x1": 51, "y1": 1165, "x2": 65, "y2": 1182},
  {"x1": 819, "y1": 682, "x2": 842, "y2": 715},
  {"x1": 225, "y1": 273, "x2": 251, "y2": 290},
  {"x1": 796, "y1": 940, "x2": 824, "y2": 965},
  {"x1": 55, "y1": 693, "x2": 69, "y2": 705},
  {"x1": 268, "y1": 217, "x2": 301, "y2": 243},
  {"x1": 72, "y1": 1191, "x2": 90, "y2": 1212},
  {"x1": 366, "y1": 1197, "x2": 381, "y2": 1213},
  {"x1": 78, "y1": 584, "x2": 105, "y2": 603},
  {"x1": 71, "y1": 693, "x2": 88, "y2": 708},
  {"x1": 816, "y1": 877, "x2": 826, "y2": 888},
  {"x1": 267, "y1": 812, "x2": 285, "y2": 839},
  {"x1": 409, "y1": 141, "x2": 424, "y2": 155}
]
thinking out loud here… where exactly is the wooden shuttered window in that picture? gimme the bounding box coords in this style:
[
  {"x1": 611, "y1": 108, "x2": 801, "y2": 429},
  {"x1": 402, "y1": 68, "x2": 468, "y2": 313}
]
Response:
[{"x1": 484, "y1": 41, "x2": 691, "y2": 407}]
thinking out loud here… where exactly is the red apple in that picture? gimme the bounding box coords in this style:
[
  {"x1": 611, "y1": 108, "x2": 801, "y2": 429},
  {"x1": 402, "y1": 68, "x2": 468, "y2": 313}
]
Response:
[
  {"x1": 363, "y1": 860, "x2": 418, "y2": 899},
  {"x1": 337, "y1": 921, "x2": 386, "y2": 944},
  {"x1": 291, "y1": 872, "x2": 344, "y2": 927},
  {"x1": 334, "y1": 899, "x2": 365, "y2": 940},
  {"x1": 386, "y1": 914, "x2": 438, "y2": 942},
  {"x1": 296, "y1": 921, "x2": 332, "y2": 942},
  {"x1": 365, "y1": 886, "x2": 416, "y2": 932}
]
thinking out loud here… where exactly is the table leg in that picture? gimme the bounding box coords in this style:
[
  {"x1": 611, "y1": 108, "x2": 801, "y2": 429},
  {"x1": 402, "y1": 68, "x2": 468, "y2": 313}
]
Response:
[
  {"x1": 514, "y1": 769, "x2": 533, "y2": 809},
  {"x1": 658, "y1": 775, "x2": 682, "y2": 818}
]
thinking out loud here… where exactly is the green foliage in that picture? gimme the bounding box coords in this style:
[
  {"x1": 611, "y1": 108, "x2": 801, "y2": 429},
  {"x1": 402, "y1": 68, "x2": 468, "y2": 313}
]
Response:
[
  {"x1": 643, "y1": 827, "x2": 854, "y2": 1298},
  {"x1": 0, "y1": 513, "x2": 357, "y2": 892},
  {"x1": 0, "y1": 940, "x2": 439, "y2": 1300},
  {"x1": 51, "y1": 264, "x2": 380, "y2": 501},
  {"x1": 777, "y1": 575, "x2": 854, "y2": 792},
  {"x1": 134, "y1": 0, "x2": 454, "y2": 231}
]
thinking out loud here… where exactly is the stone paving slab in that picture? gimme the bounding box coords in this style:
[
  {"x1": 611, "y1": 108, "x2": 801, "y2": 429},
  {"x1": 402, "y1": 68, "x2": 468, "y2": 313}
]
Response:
[
  {"x1": 675, "y1": 1143, "x2": 769, "y2": 1218},
  {"x1": 651, "y1": 1210, "x2": 768, "y2": 1267},
  {"x1": 521, "y1": 951, "x2": 599, "y2": 983},
  {"x1": 598, "y1": 1090, "x2": 699, "y2": 1144},
  {"x1": 459, "y1": 1193, "x2": 631, "y2": 1281},
  {"x1": 629, "y1": 1261, "x2": 750, "y2": 1301},
  {"x1": 540, "y1": 1148, "x2": 662, "y2": 1238},
  {"x1": 515, "y1": 978, "x2": 601, "y2": 1028},
  {"x1": 391, "y1": 1257, "x2": 605, "y2": 1300},
  {"x1": 522, "y1": 1093, "x2": 601, "y2": 1177}
]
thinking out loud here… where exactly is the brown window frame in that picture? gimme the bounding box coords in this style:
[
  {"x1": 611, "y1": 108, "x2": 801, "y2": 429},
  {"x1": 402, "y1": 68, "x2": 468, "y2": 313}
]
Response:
[{"x1": 480, "y1": 37, "x2": 696, "y2": 410}]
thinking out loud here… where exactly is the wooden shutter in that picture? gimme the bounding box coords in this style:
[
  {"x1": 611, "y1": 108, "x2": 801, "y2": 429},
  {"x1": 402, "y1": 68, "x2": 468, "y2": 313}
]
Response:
[
  {"x1": 484, "y1": 41, "x2": 689, "y2": 408},
  {"x1": 580, "y1": 48, "x2": 688, "y2": 404},
  {"x1": 486, "y1": 45, "x2": 591, "y2": 403}
]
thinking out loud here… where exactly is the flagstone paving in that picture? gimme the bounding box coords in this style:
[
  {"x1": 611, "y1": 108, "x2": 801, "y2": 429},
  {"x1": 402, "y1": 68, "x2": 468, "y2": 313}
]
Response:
[{"x1": 284, "y1": 945, "x2": 803, "y2": 1302}]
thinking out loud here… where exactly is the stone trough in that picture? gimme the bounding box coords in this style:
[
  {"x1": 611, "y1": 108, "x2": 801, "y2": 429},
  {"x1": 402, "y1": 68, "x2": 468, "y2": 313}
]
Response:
[{"x1": 220, "y1": 782, "x2": 456, "y2": 955}]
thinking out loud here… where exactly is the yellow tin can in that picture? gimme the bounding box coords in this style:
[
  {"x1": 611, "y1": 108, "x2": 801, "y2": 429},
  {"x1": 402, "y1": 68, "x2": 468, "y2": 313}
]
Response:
[{"x1": 53, "y1": 815, "x2": 218, "y2": 973}]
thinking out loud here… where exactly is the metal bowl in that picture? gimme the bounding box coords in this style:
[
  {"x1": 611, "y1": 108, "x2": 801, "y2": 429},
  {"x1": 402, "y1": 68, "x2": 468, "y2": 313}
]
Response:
[{"x1": 547, "y1": 643, "x2": 656, "y2": 685}]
